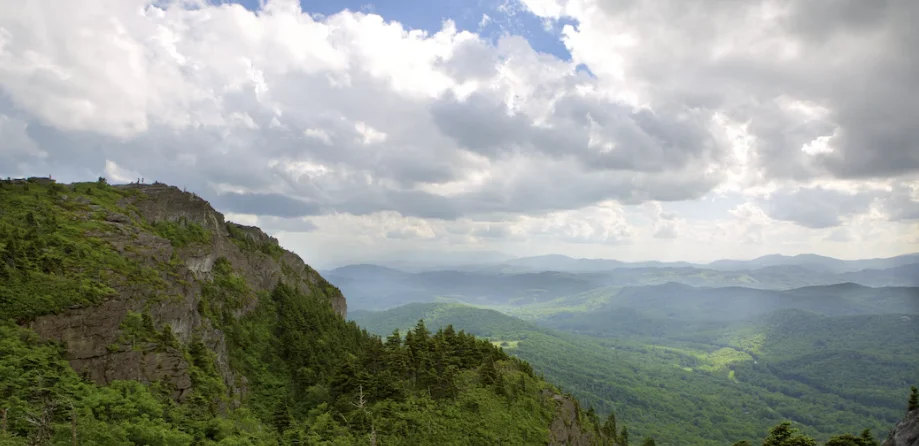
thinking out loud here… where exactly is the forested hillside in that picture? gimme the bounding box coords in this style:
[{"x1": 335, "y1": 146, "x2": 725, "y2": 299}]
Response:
[
  {"x1": 353, "y1": 302, "x2": 918, "y2": 445},
  {"x1": 0, "y1": 178, "x2": 603, "y2": 445}
]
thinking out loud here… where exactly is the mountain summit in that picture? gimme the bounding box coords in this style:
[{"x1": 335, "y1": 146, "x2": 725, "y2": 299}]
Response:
[{"x1": 0, "y1": 178, "x2": 602, "y2": 445}]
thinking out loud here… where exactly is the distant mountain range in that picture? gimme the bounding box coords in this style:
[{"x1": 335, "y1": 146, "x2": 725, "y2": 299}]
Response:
[
  {"x1": 704, "y1": 253, "x2": 919, "y2": 273},
  {"x1": 323, "y1": 255, "x2": 919, "y2": 311},
  {"x1": 538, "y1": 282, "x2": 919, "y2": 331},
  {"x1": 482, "y1": 252, "x2": 919, "y2": 274}
]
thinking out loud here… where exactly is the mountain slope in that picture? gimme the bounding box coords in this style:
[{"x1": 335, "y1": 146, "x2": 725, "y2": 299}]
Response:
[
  {"x1": 325, "y1": 266, "x2": 602, "y2": 310},
  {"x1": 533, "y1": 283, "x2": 919, "y2": 328},
  {"x1": 352, "y1": 302, "x2": 916, "y2": 445},
  {"x1": 0, "y1": 178, "x2": 602, "y2": 445},
  {"x1": 842, "y1": 263, "x2": 919, "y2": 287}
]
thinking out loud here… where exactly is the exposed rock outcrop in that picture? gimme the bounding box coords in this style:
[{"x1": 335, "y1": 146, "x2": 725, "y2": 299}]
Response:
[
  {"x1": 28, "y1": 182, "x2": 346, "y2": 406},
  {"x1": 545, "y1": 390, "x2": 596, "y2": 445},
  {"x1": 884, "y1": 409, "x2": 919, "y2": 446}
]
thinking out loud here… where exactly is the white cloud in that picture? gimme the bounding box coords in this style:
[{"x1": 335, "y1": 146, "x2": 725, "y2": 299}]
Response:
[
  {"x1": 0, "y1": 114, "x2": 45, "y2": 159},
  {"x1": 104, "y1": 160, "x2": 142, "y2": 184},
  {"x1": 0, "y1": 0, "x2": 915, "y2": 265},
  {"x1": 225, "y1": 212, "x2": 259, "y2": 226},
  {"x1": 304, "y1": 128, "x2": 332, "y2": 144},
  {"x1": 642, "y1": 201, "x2": 682, "y2": 239},
  {"x1": 478, "y1": 14, "x2": 491, "y2": 29},
  {"x1": 355, "y1": 121, "x2": 387, "y2": 145}
]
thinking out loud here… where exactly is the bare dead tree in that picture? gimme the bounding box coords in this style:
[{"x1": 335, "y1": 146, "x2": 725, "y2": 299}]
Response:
[
  {"x1": 350, "y1": 386, "x2": 378, "y2": 446},
  {"x1": 24, "y1": 399, "x2": 55, "y2": 446},
  {"x1": 350, "y1": 385, "x2": 367, "y2": 410},
  {"x1": 336, "y1": 413, "x2": 351, "y2": 429},
  {"x1": 70, "y1": 401, "x2": 77, "y2": 446}
]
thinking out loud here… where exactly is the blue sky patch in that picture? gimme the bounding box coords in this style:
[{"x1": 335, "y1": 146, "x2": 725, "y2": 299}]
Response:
[{"x1": 222, "y1": 0, "x2": 575, "y2": 60}]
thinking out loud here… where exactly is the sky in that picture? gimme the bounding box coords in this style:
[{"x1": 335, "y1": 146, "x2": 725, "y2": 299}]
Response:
[{"x1": 0, "y1": 0, "x2": 917, "y2": 268}]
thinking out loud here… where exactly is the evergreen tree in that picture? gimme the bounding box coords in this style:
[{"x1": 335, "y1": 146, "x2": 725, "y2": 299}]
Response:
[
  {"x1": 480, "y1": 359, "x2": 499, "y2": 386},
  {"x1": 585, "y1": 406, "x2": 600, "y2": 435},
  {"x1": 909, "y1": 386, "x2": 918, "y2": 412},
  {"x1": 600, "y1": 412, "x2": 618, "y2": 445},
  {"x1": 411, "y1": 319, "x2": 430, "y2": 343},
  {"x1": 602, "y1": 412, "x2": 618, "y2": 439},
  {"x1": 859, "y1": 429, "x2": 879, "y2": 446},
  {"x1": 825, "y1": 432, "x2": 880, "y2": 446},
  {"x1": 385, "y1": 329, "x2": 402, "y2": 349},
  {"x1": 763, "y1": 422, "x2": 817, "y2": 446},
  {"x1": 272, "y1": 402, "x2": 292, "y2": 433},
  {"x1": 620, "y1": 426, "x2": 629, "y2": 446},
  {"x1": 641, "y1": 437, "x2": 657, "y2": 446}
]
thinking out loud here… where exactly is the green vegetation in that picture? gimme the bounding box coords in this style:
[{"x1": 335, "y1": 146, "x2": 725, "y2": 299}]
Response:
[
  {"x1": 2, "y1": 179, "x2": 915, "y2": 445},
  {"x1": 226, "y1": 222, "x2": 284, "y2": 260},
  {"x1": 152, "y1": 218, "x2": 211, "y2": 247},
  {"x1": 353, "y1": 302, "x2": 917, "y2": 445},
  {"x1": 0, "y1": 179, "x2": 604, "y2": 445},
  {"x1": 0, "y1": 286, "x2": 595, "y2": 444},
  {"x1": 0, "y1": 179, "x2": 155, "y2": 320},
  {"x1": 222, "y1": 282, "x2": 588, "y2": 445},
  {"x1": 909, "y1": 386, "x2": 918, "y2": 412},
  {"x1": 736, "y1": 421, "x2": 883, "y2": 446},
  {"x1": 0, "y1": 321, "x2": 275, "y2": 445}
]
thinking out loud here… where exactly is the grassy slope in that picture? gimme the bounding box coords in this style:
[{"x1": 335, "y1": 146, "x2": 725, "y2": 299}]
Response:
[
  {"x1": 0, "y1": 180, "x2": 161, "y2": 320},
  {"x1": 352, "y1": 302, "x2": 916, "y2": 445}
]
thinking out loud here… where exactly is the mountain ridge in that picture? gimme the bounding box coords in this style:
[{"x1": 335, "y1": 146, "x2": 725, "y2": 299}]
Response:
[
  {"x1": 326, "y1": 259, "x2": 919, "y2": 311},
  {"x1": 329, "y1": 252, "x2": 919, "y2": 276},
  {"x1": 0, "y1": 178, "x2": 604, "y2": 445}
]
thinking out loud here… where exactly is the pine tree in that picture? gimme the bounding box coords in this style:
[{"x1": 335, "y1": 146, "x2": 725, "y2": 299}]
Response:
[
  {"x1": 585, "y1": 406, "x2": 600, "y2": 435},
  {"x1": 619, "y1": 426, "x2": 629, "y2": 446},
  {"x1": 412, "y1": 319, "x2": 430, "y2": 342},
  {"x1": 825, "y1": 433, "x2": 877, "y2": 446},
  {"x1": 479, "y1": 359, "x2": 498, "y2": 386},
  {"x1": 385, "y1": 329, "x2": 402, "y2": 349},
  {"x1": 859, "y1": 429, "x2": 879, "y2": 446},
  {"x1": 602, "y1": 412, "x2": 618, "y2": 445},
  {"x1": 763, "y1": 422, "x2": 817, "y2": 446},
  {"x1": 272, "y1": 402, "x2": 291, "y2": 433},
  {"x1": 641, "y1": 438, "x2": 656, "y2": 446},
  {"x1": 909, "y1": 386, "x2": 918, "y2": 412}
]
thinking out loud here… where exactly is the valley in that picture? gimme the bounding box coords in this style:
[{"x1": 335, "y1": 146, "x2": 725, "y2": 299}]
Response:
[{"x1": 343, "y1": 262, "x2": 919, "y2": 445}]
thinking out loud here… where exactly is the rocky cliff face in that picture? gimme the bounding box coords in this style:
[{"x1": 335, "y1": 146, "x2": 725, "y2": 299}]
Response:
[
  {"x1": 27, "y1": 182, "x2": 346, "y2": 404},
  {"x1": 546, "y1": 391, "x2": 597, "y2": 446},
  {"x1": 884, "y1": 409, "x2": 919, "y2": 446}
]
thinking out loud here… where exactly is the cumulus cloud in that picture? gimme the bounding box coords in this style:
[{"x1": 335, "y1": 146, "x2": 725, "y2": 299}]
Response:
[
  {"x1": 0, "y1": 0, "x2": 733, "y2": 219},
  {"x1": 642, "y1": 201, "x2": 681, "y2": 239},
  {"x1": 0, "y1": 0, "x2": 916, "y2": 264},
  {"x1": 520, "y1": 0, "x2": 919, "y2": 181},
  {"x1": 760, "y1": 187, "x2": 878, "y2": 228},
  {"x1": 881, "y1": 182, "x2": 919, "y2": 221}
]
